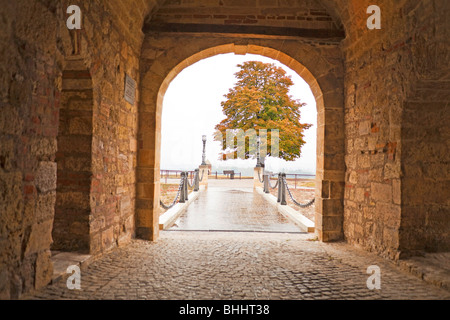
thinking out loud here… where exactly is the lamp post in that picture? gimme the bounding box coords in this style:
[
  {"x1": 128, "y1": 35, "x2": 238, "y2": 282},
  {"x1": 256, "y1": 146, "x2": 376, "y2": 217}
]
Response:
[
  {"x1": 256, "y1": 136, "x2": 262, "y2": 168},
  {"x1": 201, "y1": 135, "x2": 207, "y2": 166}
]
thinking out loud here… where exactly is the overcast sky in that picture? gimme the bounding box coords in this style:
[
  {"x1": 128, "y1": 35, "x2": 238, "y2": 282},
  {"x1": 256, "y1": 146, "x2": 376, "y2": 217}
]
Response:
[{"x1": 160, "y1": 53, "x2": 317, "y2": 175}]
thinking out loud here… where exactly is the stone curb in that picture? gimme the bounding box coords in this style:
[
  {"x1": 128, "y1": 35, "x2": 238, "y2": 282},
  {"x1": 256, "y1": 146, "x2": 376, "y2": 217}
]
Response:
[
  {"x1": 396, "y1": 256, "x2": 450, "y2": 292},
  {"x1": 255, "y1": 187, "x2": 315, "y2": 233},
  {"x1": 50, "y1": 252, "x2": 94, "y2": 285},
  {"x1": 159, "y1": 186, "x2": 205, "y2": 230}
]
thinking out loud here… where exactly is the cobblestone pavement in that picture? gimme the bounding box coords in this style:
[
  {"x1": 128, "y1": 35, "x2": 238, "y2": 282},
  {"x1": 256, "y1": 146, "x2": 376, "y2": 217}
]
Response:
[
  {"x1": 25, "y1": 232, "x2": 450, "y2": 300},
  {"x1": 23, "y1": 180, "x2": 449, "y2": 300}
]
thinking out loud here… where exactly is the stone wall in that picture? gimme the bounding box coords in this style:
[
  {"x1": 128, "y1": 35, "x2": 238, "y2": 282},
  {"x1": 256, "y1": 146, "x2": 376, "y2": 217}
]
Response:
[
  {"x1": 340, "y1": 0, "x2": 449, "y2": 259},
  {"x1": 398, "y1": 0, "x2": 450, "y2": 256},
  {"x1": 0, "y1": 0, "x2": 61, "y2": 300},
  {"x1": 0, "y1": 0, "x2": 154, "y2": 299},
  {"x1": 150, "y1": 0, "x2": 340, "y2": 30},
  {"x1": 401, "y1": 80, "x2": 450, "y2": 255},
  {"x1": 53, "y1": 65, "x2": 93, "y2": 253}
]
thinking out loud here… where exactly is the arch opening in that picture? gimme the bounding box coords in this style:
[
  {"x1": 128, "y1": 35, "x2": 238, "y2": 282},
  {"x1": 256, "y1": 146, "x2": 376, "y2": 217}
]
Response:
[
  {"x1": 160, "y1": 53, "x2": 317, "y2": 177},
  {"x1": 138, "y1": 43, "x2": 345, "y2": 242}
]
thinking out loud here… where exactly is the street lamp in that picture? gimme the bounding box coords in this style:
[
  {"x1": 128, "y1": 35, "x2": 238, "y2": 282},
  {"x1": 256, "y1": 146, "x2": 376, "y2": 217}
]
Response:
[
  {"x1": 256, "y1": 136, "x2": 262, "y2": 168},
  {"x1": 201, "y1": 135, "x2": 207, "y2": 166}
]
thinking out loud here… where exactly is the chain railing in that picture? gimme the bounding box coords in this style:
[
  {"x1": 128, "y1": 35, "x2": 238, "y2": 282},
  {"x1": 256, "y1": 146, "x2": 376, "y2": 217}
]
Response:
[
  {"x1": 160, "y1": 169, "x2": 203, "y2": 209},
  {"x1": 186, "y1": 171, "x2": 195, "y2": 188},
  {"x1": 282, "y1": 174, "x2": 315, "y2": 208},
  {"x1": 263, "y1": 173, "x2": 315, "y2": 208},
  {"x1": 268, "y1": 173, "x2": 279, "y2": 190},
  {"x1": 262, "y1": 173, "x2": 279, "y2": 194},
  {"x1": 198, "y1": 168, "x2": 204, "y2": 183},
  {"x1": 161, "y1": 169, "x2": 314, "y2": 210},
  {"x1": 160, "y1": 174, "x2": 186, "y2": 210},
  {"x1": 257, "y1": 169, "x2": 265, "y2": 183}
]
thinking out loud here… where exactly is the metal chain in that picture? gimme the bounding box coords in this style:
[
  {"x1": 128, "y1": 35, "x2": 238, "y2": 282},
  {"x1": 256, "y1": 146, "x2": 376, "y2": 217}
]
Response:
[
  {"x1": 282, "y1": 176, "x2": 315, "y2": 208},
  {"x1": 160, "y1": 175, "x2": 185, "y2": 210},
  {"x1": 186, "y1": 172, "x2": 195, "y2": 188},
  {"x1": 198, "y1": 169, "x2": 204, "y2": 182},
  {"x1": 268, "y1": 174, "x2": 279, "y2": 189},
  {"x1": 257, "y1": 170, "x2": 264, "y2": 183}
]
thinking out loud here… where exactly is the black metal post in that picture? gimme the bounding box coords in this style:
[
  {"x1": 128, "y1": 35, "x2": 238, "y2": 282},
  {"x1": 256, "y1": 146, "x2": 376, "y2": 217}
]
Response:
[
  {"x1": 280, "y1": 173, "x2": 287, "y2": 205},
  {"x1": 263, "y1": 174, "x2": 268, "y2": 193},
  {"x1": 201, "y1": 135, "x2": 207, "y2": 166},
  {"x1": 180, "y1": 172, "x2": 186, "y2": 203},
  {"x1": 184, "y1": 172, "x2": 189, "y2": 201},
  {"x1": 194, "y1": 169, "x2": 200, "y2": 192},
  {"x1": 256, "y1": 137, "x2": 262, "y2": 168},
  {"x1": 277, "y1": 174, "x2": 282, "y2": 203}
]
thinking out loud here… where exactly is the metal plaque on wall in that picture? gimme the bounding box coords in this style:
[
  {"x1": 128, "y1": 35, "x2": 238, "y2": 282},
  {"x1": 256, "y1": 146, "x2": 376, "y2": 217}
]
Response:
[{"x1": 124, "y1": 74, "x2": 136, "y2": 105}]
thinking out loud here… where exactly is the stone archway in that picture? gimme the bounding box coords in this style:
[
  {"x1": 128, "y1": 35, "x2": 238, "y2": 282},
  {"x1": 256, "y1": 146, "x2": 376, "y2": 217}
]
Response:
[{"x1": 137, "y1": 38, "x2": 345, "y2": 243}]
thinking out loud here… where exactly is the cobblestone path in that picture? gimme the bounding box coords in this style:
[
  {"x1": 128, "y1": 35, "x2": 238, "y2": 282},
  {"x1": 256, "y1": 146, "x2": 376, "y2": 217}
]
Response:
[
  {"x1": 23, "y1": 180, "x2": 449, "y2": 301},
  {"x1": 25, "y1": 232, "x2": 449, "y2": 300}
]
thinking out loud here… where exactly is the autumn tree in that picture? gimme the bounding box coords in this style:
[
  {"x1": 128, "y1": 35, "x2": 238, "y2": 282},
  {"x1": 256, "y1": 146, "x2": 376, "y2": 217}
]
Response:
[{"x1": 214, "y1": 61, "x2": 311, "y2": 162}]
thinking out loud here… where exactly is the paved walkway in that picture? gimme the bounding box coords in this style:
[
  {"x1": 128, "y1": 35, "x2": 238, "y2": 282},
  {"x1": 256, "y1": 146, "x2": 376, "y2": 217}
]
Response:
[
  {"x1": 23, "y1": 180, "x2": 450, "y2": 300},
  {"x1": 169, "y1": 179, "x2": 302, "y2": 233},
  {"x1": 25, "y1": 232, "x2": 449, "y2": 300}
]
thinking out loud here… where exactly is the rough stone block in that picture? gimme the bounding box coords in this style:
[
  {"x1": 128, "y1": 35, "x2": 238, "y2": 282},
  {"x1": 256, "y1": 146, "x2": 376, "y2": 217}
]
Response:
[
  {"x1": 377, "y1": 202, "x2": 401, "y2": 229},
  {"x1": 35, "y1": 250, "x2": 53, "y2": 290},
  {"x1": 322, "y1": 215, "x2": 343, "y2": 231},
  {"x1": 321, "y1": 198, "x2": 344, "y2": 216},
  {"x1": 382, "y1": 227, "x2": 399, "y2": 251},
  {"x1": 0, "y1": 268, "x2": 11, "y2": 300},
  {"x1": 30, "y1": 138, "x2": 57, "y2": 160},
  {"x1": 65, "y1": 156, "x2": 91, "y2": 172},
  {"x1": 324, "y1": 153, "x2": 345, "y2": 171},
  {"x1": 319, "y1": 180, "x2": 330, "y2": 198},
  {"x1": 56, "y1": 191, "x2": 90, "y2": 210},
  {"x1": 25, "y1": 220, "x2": 54, "y2": 256},
  {"x1": 36, "y1": 191, "x2": 56, "y2": 223},
  {"x1": 70, "y1": 219, "x2": 90, "y2": 236},
  {"x1": 359, "y1": 120, "x2": 371, "y2": 136},
  {"x1": 90, "y1": 233, "x2": 102, "y2": 255},
  {"x1": 120, "y1": 196, "x2": 132, "y2": 216},
  {"x1": 102, "y1": 227, "x2": 115, "y2": 250},
  {"x1": 69, "y1": 117, "x2": 92, "y2": 135},
  {"x1": 0, "y1": 138, "x2": 15, "y2": 171},
  {"x1": 57, "y1": 136, "x2": 92, "y2": 154},
  {"x1": 137, "y1": 182, "x2": 155, "y2": 199},
  {"x1": 329, "y1": 181, "x2": 345, "y2": 199},
  {"x1": 35, "y1": 162, "x2": 57, "y2": 193},
  {"x1": 371, "y1": 182, "x2": 392, "y2": 203},
  {"x1": 136, "y1": 209, "x2": 152, "y2": 227},
  {"x1": 384, "y1": 162, "x2": 401, "y2": 180},
  {"x1": 392, "y1": 179, "x2": 401, "y2": 205}
]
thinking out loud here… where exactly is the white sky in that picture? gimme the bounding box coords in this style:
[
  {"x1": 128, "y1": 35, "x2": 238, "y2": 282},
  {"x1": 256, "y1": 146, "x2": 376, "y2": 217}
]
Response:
[{"x1": 160, "y1": 53, "x2": 317, "y2": 175}]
